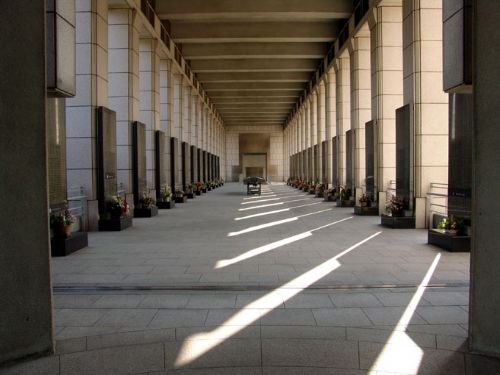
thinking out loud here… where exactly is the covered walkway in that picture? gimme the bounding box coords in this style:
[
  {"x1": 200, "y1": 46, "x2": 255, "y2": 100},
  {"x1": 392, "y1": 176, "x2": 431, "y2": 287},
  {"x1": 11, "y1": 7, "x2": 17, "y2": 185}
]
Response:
[{"x1": 34, "y1": 183, "x2": 474, "y2": 374}]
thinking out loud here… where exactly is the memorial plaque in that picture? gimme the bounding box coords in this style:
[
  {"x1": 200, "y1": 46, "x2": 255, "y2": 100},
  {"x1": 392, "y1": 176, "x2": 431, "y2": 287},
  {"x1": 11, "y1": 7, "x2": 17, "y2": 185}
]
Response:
[
  {"x1": 332, "y1": 137, "x2": 338, "y2": 187},
  {"x1": 365, "y1": 120, "x2": 375, "y2": 198},
  {"x1": 197, "y1": 148, "x2": 201, "y2": 182},
  {"x1": 132, "y1": 121, "x2": 147, "y2": 205},
  {"x1": 181, "y1": 141, "x2": 190, "y2": 190},
  {"x1": 307, "y1": 147, "x2": 313, "y2": 181},
  {"x1": 47, "y1": 98, "x2": 67, "y2": 205},
  {"x1": 346, "y1": 130, "x2": 353, "y2": 191},
  {"x1": 313, "y1": 144, "x2": 319, "y2": 182},
  {"x1": 207, "y1": 153, "x2": 212, "y2": 181},
  {"x1": 190, "y1": 145, "x2": 198, "y2": 183},
  {"x1": 155, "y1": 131, "x2": 166, "y2": 201},
  {"x1": 321, "y1": 141, "x2": 328, "y2": 184},
  {"x1": 448, "y1": 93, "x2": 472, "y2": 218},
  {"x1": 396, "y1": 105, "x2": 411, "y2": 208},
  {"x1": 96, "y1": 106, "x2": 117, "y2": 215},
  {"x1": 170, "y1": 137, "x2": 179, "y2": 190},
  {"x1": 301, "y1": 150, "x2": 306, "y2": 179},
  {"x1": 202, "y1": 151, "x2": 208, "y2": 182}
]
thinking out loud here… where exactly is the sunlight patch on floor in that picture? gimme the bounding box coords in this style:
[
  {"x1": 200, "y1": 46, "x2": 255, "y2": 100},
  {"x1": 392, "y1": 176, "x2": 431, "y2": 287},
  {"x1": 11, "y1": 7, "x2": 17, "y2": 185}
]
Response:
[
  {"x1": 175, "y1": 230, "x2": 382, "y2": 367},
  {"x1": 238, "y1": 198, "x2": 311, "y2": 211},
  {"x1": 368, "y1": 253, "x2": 441, "y2": 374},
  {"x1": 234, "y1": 202, "x2": 323, "y2": 221}
]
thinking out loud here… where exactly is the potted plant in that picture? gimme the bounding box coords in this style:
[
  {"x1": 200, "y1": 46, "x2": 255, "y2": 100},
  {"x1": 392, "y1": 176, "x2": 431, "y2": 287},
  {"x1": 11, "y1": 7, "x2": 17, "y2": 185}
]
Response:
[
  {"x1": 138, "y1": 192, "x2": 156, "y2": 209},
  {"x1": 359, "y1": 194, "x2": 371, "y2": 207},
  {"x1": 315, "y1": 183, "x2": 325, "y2": 197},
  {"x1": 186, "y1": 184, "x2": 195, "y2": 199},
  {"x1": 324, "y1": 188, "x2": 337, "y2": 202},
  {"x1": 106, "y1": 195, "x2": 129, "y2": 219},
  {"x1": 175, "y1": 189, "x2": 186, "y2": 203},
  {"x1": 50, "y1": 202, "x2": 75, "y2": 239},
  {"x1": 389, "y1": 195, "x2": 404, "y2": 217},
  {"x1": 339, "y1": 185, "x2": 351, "y2": 201},
  {"x1": 160, "y1": 184, "x2": 172, "y2": 202},
  {"x1": 438, "y1": 214, "x2": 459, "y2": 235}
]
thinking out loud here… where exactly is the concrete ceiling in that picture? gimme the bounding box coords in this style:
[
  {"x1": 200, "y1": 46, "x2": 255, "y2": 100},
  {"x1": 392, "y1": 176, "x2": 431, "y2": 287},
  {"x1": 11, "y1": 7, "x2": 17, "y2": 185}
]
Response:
[{"x1": 156, "y1": 0, "x2": 353, "y2": 127}]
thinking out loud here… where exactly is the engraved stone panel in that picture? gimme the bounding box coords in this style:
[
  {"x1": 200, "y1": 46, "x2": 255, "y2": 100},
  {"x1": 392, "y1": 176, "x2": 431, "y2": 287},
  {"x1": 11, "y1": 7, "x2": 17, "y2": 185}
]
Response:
[
  {"x1": 47, "y1": 98, "x2": 67, "y2": 205},
  {"x1": 170, "y1": 137, "x2": 179, "y2": 190},
  {"x1": 132, "y1": 121, "x2": 147, "y2": 205},
  {"x1": 346, "y1": 130, "x2": 353, "y2": 191},
  {"x1": 191, "y1": 145, "x2": 198, "y2": 183},
  {"x1": 332, "y1": 136, "x2": 338, "y2": 187},
  {"x1": 181, "y1": 141, "x2": 190, "y2": 189},
  {"x1": 96, "y1": 107, "x2": 117, "y2": 215},
  {"x1": 155, "y1": 130, "x2": 166, "y2": 200},
  {"x1": 365, "y1": 120, "x2": 375, "y2": 197},
  {"x1": 396, "y1": 105, "x2": 410, "y2": 207}
]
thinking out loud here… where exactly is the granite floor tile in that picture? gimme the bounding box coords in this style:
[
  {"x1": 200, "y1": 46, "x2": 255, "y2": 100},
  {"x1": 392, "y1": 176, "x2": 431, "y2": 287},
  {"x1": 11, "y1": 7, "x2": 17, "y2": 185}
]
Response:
[{"x1": 312, "y1": 308, "x2": 373, "y2": 327}]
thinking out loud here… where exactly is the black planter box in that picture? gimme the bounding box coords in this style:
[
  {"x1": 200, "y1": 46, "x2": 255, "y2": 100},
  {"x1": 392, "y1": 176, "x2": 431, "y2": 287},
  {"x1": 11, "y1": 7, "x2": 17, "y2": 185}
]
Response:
[
  {"x1": 134, "y1": 206, "x2": 158, "y2": 218},
  {"x1": 315, "y1": 192, "x2": 324, "y2": 198},
  {"x1": 187, "y1": 192, "x2": 195, "y2": 199},
  {"x1": 195, "y1": 190, "x2": 201, "y2": 196},
  {"x1": 428, "y1": 229, "x2": 470, "y2": 252},
  {"x1": 175, "y1": 196, "x2": 187, "y2": 203},
  {"x1": 207, "y1": 187, "x2": 212, "y2": 191},
  {"x1": 202, "y1": 188, "x2": 207, "y2": 193},
  {"x1": 157, "y1": 200, "x2": 175, "y2": 209},
  {"x1": 99, "y1": 215, "x2": 133, "y2": 231},
  {"x1": 354, "y1": 206, "x2": 379, "y2": 216},
  {"x1": 381, "y1": 214, "x2": 415, "y2": 229},
  {"x1": 51, "y1": 231, "x2": 88, "y2": 257},
  {"x1": 336, "y1": 199, "x2": 355, "y2": 207}
]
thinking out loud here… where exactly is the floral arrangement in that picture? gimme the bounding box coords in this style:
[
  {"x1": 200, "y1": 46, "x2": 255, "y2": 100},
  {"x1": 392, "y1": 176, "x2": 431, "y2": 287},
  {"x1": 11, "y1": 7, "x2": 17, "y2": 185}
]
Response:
[
  {"x1": 388, "y1": 195, "x2": 404, "y2": 216},
  {"x1": 175, "y1": 189, "x2": 184, "y2": 198},
  {"x1": 438, "y1": 215, "x2": 458, "y2": 231},
  {"x1": 138, "y1": 192, "x2": 156, "y2": 208},
  {"x1": 197, "y1": 181, "x2": 206, "y2": 190},
  {"x1": 339, "y1": 185, "x2": 351, "y2": 201},
  {"x1": 107, "y1": 195, "x2": 129, "y2": 217},
  {"x1": 160, "y1": 185, "x2": 172, "y2": 202},
  {"x1": 315, "y1": 183, "x2": 325, "y2": 192},
  {"x1": 50, "y1": 201, "x2": 75, "y2": 227},
  {"x1": 359, "y1": 194, "x2": 371, "y2": 206},
  {"x1": 185, "y1": 184, "x2": 194, "y2": 194}
]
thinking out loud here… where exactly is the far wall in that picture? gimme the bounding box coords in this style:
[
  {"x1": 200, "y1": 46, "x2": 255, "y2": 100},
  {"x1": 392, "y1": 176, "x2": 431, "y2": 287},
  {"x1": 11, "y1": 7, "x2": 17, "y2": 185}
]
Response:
[{"x1": 225, "y1": 125, "x2": 284, "y2": 182}]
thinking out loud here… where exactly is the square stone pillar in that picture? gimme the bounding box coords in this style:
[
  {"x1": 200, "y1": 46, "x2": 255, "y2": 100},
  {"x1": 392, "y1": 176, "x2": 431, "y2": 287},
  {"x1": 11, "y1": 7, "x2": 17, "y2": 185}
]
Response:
[
  {"x1": 403, "y1": 0, "x2": 448, "y2": 228},
  {"x1": 108, "y1": 7, "x2": 140, "y2": 195},
  {"x1": 159, "y1": 59, "x2": 172, "y2": 186},
  {"x1": 317, "y1": 80, "x2": 326, "y2": 183},
  {"x1": 139, "y1": 38, "x2": 160, "y2": 191},
  {"x1": 191, "y1": 92, "x2": 198, "y2": 146},
  {"x1": 310, "y1": 91, "x2": 318, "y2": 182},
  {"x1": 66, "y1": 0, "x2": 108, "y2": 230},
  {"x1": 349, "y1": 25, "x2": 371, "y2": 196},
  {"x1": 334, "y1": 52, "x2": 351, "y2": 186},
  {"x1": 0, "y1": 2, "x2": 54, "y2": 363},
  {"x1": 369, "y1": 1, "x2": 403, "y2": 211},
  {"x1": 470, "y1": 0, "x2": 500, "y2": 359},
  {"x1": 172, "y1": 73, "x2": 182, "y2": 139},
  {"x1": 182, "y1": 81, "x2": 190, "y2": 144},
  {"x1": 326, "y1": 69, "x2": 337, "y2": 186}
]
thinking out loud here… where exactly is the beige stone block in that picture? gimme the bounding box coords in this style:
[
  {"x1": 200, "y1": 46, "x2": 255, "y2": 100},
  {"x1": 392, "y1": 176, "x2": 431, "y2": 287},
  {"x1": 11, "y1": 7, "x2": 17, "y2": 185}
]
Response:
[
  {"x1": 381, "y1": 46, "x2": 403, "y2": 71},
  {"x1": 416, "y1": 166, "x2": 448, "y2": 197},
  {"x1": 96, "y1": 14, "x2": 108, "y2": 50},
  {"x1": 420, "y1": 103, "x2": 448, "y2": 134},
  {"x1": 381, "y1": 22, "x2": 403, "y2": 47},
  {"x1": 421, "y1": 41, "x2": 443, "y2": 72},
  {"x1": 421, "y1": 72, "x2": 448, "y2": 104},
  {"x1": 382, "y1": 94, "x2": 403, "y2": 119},
  {"x1": 379, "y1": 70, "x2": 403, "y2": 94},
  {"x1": 108, "y1": 9, "x2": 129, "y2": 25},
  {"x1": 380, "y1": 6, "x2": 403, "y2": 23},
  {"x1": 108, "y1": 24, "x2": 129, "y2": 49},
  {"x1": 96, "y1": 76, "x2": 108, "y2": 107},
  {"x1": 108, "y1": 48, "x2": 128, "y2": 73},
  {"x1": 415, "y1": 197, "x2": 427, "y2": 229},
  {"x1": 419, "y1": 134, "x2": 448, "y2": 166},
  {"x1": 420, "y1": 8, "x2": 443, "y2": 41},
  {"x1": 96, "y1": 46, "x2": 107, "y2": 77},
  {"x1": 381, "y1": 142, "x2": 396, "y2": 167},
  {"x1": 96, "y1": 0, "x2": 108, "y2": 19}
]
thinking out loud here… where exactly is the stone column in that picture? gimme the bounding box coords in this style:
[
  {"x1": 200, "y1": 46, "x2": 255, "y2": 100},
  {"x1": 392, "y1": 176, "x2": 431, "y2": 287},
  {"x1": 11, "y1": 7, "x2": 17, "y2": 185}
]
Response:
[
  {"x1": 0, "y1": 2, "x2": 54, "y2": 363},
  {"x1": 191, "y1": 92, "x2": 198, "y2": 146},
  {"x1": 403, "y1": 0, "x2": 448, "y2": 228},
  {"x1": 159, "y1": 59, "x2": 172, "y2": 186},
  {"x1": 310, "y1": 91, "x2": 318, "y2": 182},
  {"x1": 369, "y1": 1, "x2": 403, "y2": 213},
  {"x1": 139, "y1": 38, "x2": 160, "y2": 191},
  {"x1": 317, "y1": 80, "x2": 326, "y2": 183},
  {"x1": 66, "y1": 0, "x2": 108, "y2": 230},
  {"x1": 334, "y1": 52, "x2": 351, "y2": 186},
  {"x1": 470, "y1": 0, "x2": 500, "y2": 358},
  {"x1": 182, "y1": 81, "x2": 190, "y2": 143},
  {"x1": 326, "y1": 69, "x2": 337, "y2": 186},
  {"x1": 108, "y1": 7, "x2": 140, "y2": 196},
  {"x1": 172, "y1": 73, "x2": 182, "y2": 139},
  {"x1": 349, "y1": 25, "x2": 371, "y2": 198}
]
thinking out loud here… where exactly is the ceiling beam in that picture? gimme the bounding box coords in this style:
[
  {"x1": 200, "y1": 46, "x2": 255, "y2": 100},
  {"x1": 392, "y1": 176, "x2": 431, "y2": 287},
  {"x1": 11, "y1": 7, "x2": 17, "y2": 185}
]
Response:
[
  {"x1": 189, "y1": 58, "x2": 318, "y2": 73},
  {"x1": 171, "y1": 21, "x2": 338, "y2": 43},
  {"x1": 196, "y1": 71, "x2": 311, "y2": 83},
  {"x1": 203, "y1": 82, "x2": 305, "y2": 91},
  {"x1": 181, "y1": 42, "x2": 328, "y2": 59}
]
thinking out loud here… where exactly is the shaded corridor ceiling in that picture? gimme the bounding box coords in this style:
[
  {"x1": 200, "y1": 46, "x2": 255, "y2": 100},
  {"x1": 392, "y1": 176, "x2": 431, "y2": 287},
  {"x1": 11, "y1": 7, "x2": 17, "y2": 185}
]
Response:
[{"x1": 155, "y1": 0, "x2": 353, "y2": 127}]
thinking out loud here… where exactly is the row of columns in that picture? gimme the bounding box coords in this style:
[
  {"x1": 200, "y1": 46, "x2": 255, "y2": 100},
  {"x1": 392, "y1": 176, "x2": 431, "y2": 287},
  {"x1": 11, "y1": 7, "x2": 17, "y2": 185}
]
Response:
[
  {"x1": 66, "y1": 1, "x2": 226, "y2": 229},
  {"x1": 284, "y1": 0, "x2": 448, "y2": 228}
]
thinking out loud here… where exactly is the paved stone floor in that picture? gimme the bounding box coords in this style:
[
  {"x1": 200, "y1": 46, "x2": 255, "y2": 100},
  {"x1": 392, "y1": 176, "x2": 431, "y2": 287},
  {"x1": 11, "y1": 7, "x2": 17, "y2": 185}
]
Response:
[{"x1": 3, "y1": 183, "x2": 500, "y2": 374}]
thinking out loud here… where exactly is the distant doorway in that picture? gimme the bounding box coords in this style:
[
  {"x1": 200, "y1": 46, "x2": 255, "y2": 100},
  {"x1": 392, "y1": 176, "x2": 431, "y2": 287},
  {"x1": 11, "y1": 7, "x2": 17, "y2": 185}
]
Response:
[{"x1": 242, "y1": 153, "x2": 267, "y2": 180}]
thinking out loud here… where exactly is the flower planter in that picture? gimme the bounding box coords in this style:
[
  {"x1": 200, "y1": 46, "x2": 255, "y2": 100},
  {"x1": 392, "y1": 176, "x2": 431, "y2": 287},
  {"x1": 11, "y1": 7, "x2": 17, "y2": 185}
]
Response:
[
  {"x1": 187, "y1": 192, "x2": 195, "y2": 199},
  {"x1": 51, "y1": 231, "x2": 88, "y2": 257},
  {"x1": 354, "y1": 206, "x2": 379, "y2": 216},
  {"x1": 428, "y1": 229, "x2": 470, "y2": 252},
  {"x1": 157, "y1": 200, "x2": 175, "y2": 209},
  {"x1": 99, "y1": 215, "x2": 133, "y2": 231},
  {"x1": 175, "y1": 196, "x2": 187, "y2": 203},
  {"x1": 53, "y1": 223, "x2": 72, "y2": 239},
  {"x1": 380, "y1": 214, "x2": 415, "y2": 229},
  {"x1": 195, "y1": 190, "x2": 201, "y2": 196},
  {"x1": 134, "y1": 206, "x2": 158, "y2": 218},
  {"x1": 202, "y1": 188, "x2": 207, "y2": 193},
  {"x1": 336, "y1": 199, "x2": 355, "y2": 207}
]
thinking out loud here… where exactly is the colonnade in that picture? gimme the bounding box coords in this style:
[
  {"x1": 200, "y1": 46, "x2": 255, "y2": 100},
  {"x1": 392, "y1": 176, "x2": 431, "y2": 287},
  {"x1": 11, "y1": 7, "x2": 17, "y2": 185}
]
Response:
[{"x1": 284, "y1": 0, "x2": 448, "y2": 228}]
